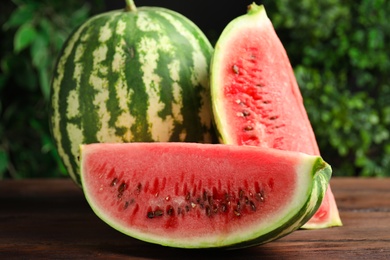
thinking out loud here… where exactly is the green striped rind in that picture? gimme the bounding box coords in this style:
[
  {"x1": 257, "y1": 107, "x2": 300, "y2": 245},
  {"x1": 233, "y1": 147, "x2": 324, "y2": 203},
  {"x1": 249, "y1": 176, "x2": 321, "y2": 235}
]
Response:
[
  {"x1": 50, "y1": 7, "x2": 214, "y2": 185},
  {"x1": 227, "y1": 157, "x2": 332, "y2": 249}
]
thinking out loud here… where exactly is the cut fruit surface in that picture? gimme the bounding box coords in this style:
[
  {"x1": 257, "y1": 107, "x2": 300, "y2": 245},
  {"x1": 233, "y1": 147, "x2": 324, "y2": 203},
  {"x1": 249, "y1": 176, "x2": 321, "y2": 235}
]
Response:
[
  {"x1": 210, "y1": 3, "x2": 341, "y2": 229},
  {"x1": 80, "y1": 142, "x2": 331, "y2": 248}
]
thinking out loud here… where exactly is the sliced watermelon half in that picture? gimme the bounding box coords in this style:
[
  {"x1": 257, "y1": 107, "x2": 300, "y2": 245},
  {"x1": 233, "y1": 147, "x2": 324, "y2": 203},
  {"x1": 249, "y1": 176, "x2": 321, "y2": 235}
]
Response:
[
  {"x1": 80, "y1": 142, "x2": 331, "y2": 248},
  {"x1": 210, "y1": 3, "x2": 342, "y2": 229}
]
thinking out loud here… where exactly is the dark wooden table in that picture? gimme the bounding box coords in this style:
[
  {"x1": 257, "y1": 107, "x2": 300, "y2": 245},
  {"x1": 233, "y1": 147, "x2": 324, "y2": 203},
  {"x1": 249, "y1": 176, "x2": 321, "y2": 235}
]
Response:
[{"x1": 1, "y1": 178, "x2": 389, "y2": 259}]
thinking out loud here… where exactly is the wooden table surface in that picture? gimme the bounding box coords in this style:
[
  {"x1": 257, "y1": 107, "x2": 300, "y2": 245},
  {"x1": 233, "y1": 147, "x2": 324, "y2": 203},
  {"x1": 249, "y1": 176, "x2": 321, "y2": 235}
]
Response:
[{"x1": 1, "y1": 177, "x2": 389, "y2": 259}]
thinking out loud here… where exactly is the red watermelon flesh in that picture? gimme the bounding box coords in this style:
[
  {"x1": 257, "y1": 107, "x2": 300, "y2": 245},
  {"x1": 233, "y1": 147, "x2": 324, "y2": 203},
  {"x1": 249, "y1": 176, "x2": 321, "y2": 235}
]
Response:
[
  {"x1": 80, "y1": 142, "x2": 331, "y2": 248},
  {"x1": 210, "y1": 4, "x2": 341, "y2": 229}
]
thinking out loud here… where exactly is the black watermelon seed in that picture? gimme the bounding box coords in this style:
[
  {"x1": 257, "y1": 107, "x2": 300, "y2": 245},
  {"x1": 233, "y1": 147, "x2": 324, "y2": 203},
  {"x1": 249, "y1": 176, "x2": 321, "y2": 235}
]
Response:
[
  {"x1": 243, "y1": 110, "x2": 251, "y2": 117},
  {"x1": 135, "y1": 183, "x2": 142, "y2": 194},
  {"x1": 203, "y1": 191, "x2": 208, "y2": 202},
  {"x1": 118, "y1": 182, "x2": 127, "y2": 193},
  {"x1": 154, "y1": 209, "x2": 163, "y2": 217},
  {"x1": 110, "y1": 178, "x2": 118, "y2": 187},
  {"x1": 166, "y1": 206, "x2": 174, "y2": 216}
]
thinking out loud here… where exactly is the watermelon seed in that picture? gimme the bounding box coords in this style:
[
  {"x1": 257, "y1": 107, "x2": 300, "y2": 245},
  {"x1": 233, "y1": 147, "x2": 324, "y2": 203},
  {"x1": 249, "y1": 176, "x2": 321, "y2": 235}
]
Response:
[
  {"x1": 110, "y1": 178, "x2": 118, "y2": 187},
  {"x1": 118, "y1": 182, "x2": 127, "y2": 193},
  {"x1": 154, "y1": 209, "x2": 164, "y2": 217},
  {"x1": 165, "y1": 195, "x2": 171, "y2": 201},
  {"x1": 234, "y1": 209, "x2": 241, "y2": 217},
  {"x1": 242, "y1": 110, "x2": 251, "y2": 117},
  {"x1": 221, "y1": 204, "x2": 227, "y2": 212},
  {"x1": 244, "y1": 125, "x2": 254, "y2": 131},
  {"x1": 232, "y1": 64, "x2": 239, "y2": 74},
  {"x1": 235, "y1": 99, "x2": 247, "y2": 107},
  {"x1": 205, "y1": 205, "x2": 211, "y2": 217},
  {"x1": 250, "y1": 201, "x2": 257, "y2": 211},
  {"x1": 203, "y1": 191, "x2": 208, "y2": 202},
  {"x1": 166, "y1": 206, "x2": 174, "y2": 216},
  {"x1": 236, "y1": 111, "x2": 250, "y2": 117},
  {"x1": 269, "y1": 116, "x2": 278, "y2": 120},
  {"x1": 147, "y1": 211, "x2": 155, "y2": 219},
  {"x1": 135, "y1": 183, "x2": 142, "y2": 194},
  {"x1": 191, "y1": 202, "x2": 197, "y2": 209},
  {"x1": 124, "y1": 201, "x2": 129, "y2": 209},
  {"x1": 274, "y1": 124, "x2": 285, "y2": 129},
  {"x1": 213, "y1": 204, "x2": 218, "y2": 213},
  {"x1": 237, "y1": 201, "x2": 241, "y2": 211},
  {"x1": 185, "y1": 205, "x2": 190, "y2": 212},
  {"x1": 185, "y1": 192, "x2": 191, "y2": 201},
  {"x1": 208, "y1": 196, "x2": 213, "y2": 206},
  {"x1": 256, "y1": 192, "x2": 265, "y2": 202}
]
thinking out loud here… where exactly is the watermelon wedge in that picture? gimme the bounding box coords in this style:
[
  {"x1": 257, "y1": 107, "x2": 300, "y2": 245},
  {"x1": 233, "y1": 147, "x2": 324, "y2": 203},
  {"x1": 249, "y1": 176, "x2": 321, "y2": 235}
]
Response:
[
  {"x1": 80, "y1": 142, "x2": 331, "y2": 248},
  {"x1": 210, "y1": 3, "x2": 342, "y2": 229}
]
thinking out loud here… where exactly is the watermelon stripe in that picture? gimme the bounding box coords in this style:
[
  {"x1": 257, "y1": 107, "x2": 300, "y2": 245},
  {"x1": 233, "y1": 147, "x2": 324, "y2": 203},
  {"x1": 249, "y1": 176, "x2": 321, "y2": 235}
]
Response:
[
  {"x1": 50, "y1": 7, "x2": 214, "y2": 185},
  {"x1": 51, "y1": 14, "x2": 103, "y2": 182},
  {"x1": 158, "y1": 10, "x2": 213, "y2": 141}
]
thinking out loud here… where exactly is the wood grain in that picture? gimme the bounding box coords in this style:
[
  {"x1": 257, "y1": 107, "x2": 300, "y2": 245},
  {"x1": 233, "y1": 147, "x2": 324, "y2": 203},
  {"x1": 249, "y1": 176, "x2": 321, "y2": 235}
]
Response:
[{"x1": 0, "y1": 178, "x2": 389, "y2": 259}]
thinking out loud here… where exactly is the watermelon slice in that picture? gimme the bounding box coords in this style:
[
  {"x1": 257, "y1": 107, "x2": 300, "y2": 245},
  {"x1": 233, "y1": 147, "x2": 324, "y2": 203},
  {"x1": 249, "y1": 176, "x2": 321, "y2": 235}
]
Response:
[
  {"x1": 210, "y1": 3, "x2": 342, "y2": 229},
  {"x1": 80, "y1": 142, "x2": 331, "y2": 248}
]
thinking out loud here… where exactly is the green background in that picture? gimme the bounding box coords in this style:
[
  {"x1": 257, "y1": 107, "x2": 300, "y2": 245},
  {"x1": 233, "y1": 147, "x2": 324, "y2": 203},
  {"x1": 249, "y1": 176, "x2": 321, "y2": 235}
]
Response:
[{"x1": 0, "y1": 0, "x2": 389, "y2": 179}]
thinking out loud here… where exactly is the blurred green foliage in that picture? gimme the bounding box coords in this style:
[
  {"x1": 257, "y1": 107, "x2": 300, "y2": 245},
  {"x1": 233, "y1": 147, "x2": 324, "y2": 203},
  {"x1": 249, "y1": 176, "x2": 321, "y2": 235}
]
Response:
[
  {"x1": 264, "y1": 0, "x2": 390, "y2": 176},
  {"x1": 0, "y1": 0, "x2": 389, "y2": 178},
  {"x1": 0, "y1": 0, "x2": 103, "y2": 178}
]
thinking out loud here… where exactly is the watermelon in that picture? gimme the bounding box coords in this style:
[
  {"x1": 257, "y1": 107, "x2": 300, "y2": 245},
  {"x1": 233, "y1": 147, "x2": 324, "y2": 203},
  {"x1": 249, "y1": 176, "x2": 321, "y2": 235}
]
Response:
[
  {"x1": 210, "y1": 3, "x2": 342, "y2": 229},
  {"x1": 49, "y1": 0, "x2": 215, "y2": 185},
  {"x1": 80, "y1": 142, "x2": 331, "y2": 249}
]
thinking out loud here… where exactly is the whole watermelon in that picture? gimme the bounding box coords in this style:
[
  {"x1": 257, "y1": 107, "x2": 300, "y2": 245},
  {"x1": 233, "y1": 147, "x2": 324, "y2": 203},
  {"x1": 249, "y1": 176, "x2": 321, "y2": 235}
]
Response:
[{"x1": 49, "y1": 1, "x2": 214, "y2": 185}]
